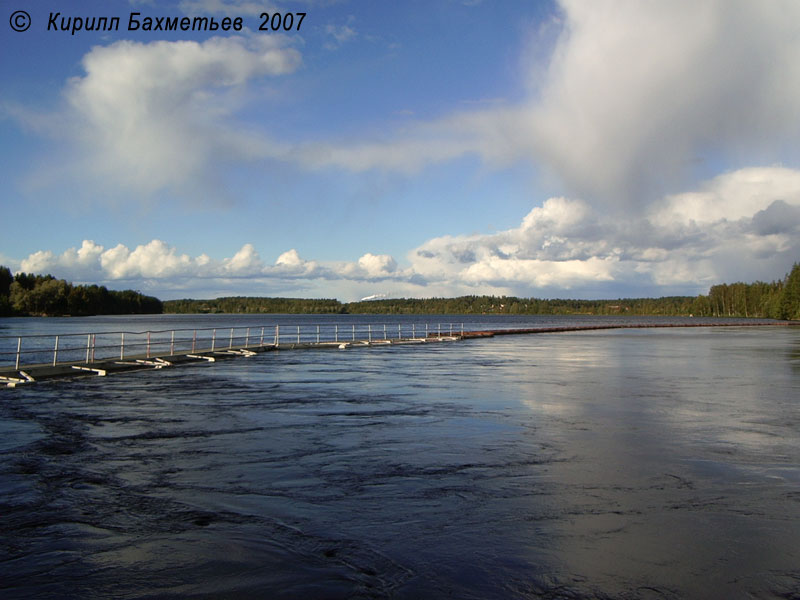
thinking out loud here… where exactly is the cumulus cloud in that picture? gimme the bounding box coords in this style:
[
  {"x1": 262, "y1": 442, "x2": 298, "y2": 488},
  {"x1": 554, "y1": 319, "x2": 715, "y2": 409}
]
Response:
[
  {"x1": 293, "y1": 0, "x2": 800, "y2": 208},
  {"x1": 18, "y1": 167, "x2": 800, "y2": 299},
  {"x1": 10, "y1": 1, "x2": 800, "y2": 299},
  {"x1": 525, "y1": 0, "x2": 800, "y2": 202},
  {"x1": 653, "y1": 167, "x2": 800, "y2": 226},
  {"x1": 406, "y1": 167, "x2": 800, "y2": 295},
  {"x1": 18, "y1": 240, "x2": 409, "y2": 295},
  {"x1": 408, "y1": 197, "x2": 619, "y2": 292},
  {"x1": 358, "y1": 253, "x2": 397, "y2": 276},
  {"x1": 225, "y1": 243, "x2": 262, "y2": 275},
  {"x1": 57, "y1": 34, "x2": 300, "y2": 196},
  {"x1": 326, "y1": 253, "x2": 399, "y2": 282},
  {"x1": 16, "y1": 0, "x2": 799, "y2": 209},
  {"x1": 20, "y1": 240, "x2": 105, "y2": 280},
  {"x1": 99, "y1": 240, "x2": 198, "y2": 279},
  {"x1": 275, "y1": 249, "x2": 304, "y2": 268}
]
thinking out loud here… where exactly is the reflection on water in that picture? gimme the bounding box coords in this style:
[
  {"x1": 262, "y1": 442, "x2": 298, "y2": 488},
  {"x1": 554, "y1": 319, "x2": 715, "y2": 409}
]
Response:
[{"x1": 1, "y1": 320, "x2": 798, "y2": 599}]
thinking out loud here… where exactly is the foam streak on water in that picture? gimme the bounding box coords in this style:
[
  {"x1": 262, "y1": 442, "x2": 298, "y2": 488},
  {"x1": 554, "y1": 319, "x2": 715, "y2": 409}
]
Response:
[{"x1": 1, "y1": 318, "x2": 799, "y2": 599}]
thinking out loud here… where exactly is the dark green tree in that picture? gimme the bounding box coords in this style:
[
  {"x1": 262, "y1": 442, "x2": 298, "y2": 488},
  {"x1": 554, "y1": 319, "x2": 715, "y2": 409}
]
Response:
[
  {"x1": 779, "y1": 263, "x2": 800, "y2": 320},
  {"x1": 0, "y1": 266, "x2": 12, "y2": 297}
]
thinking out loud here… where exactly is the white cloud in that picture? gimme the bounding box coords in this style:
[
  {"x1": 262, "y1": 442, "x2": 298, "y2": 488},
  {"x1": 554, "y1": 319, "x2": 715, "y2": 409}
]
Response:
[
  {"x1": 10, "y1": 1, "x2": 800, "y2": 299},
  {"x1": 99, "y1": 240, "x2": 196, "y2": 279},
  {"x1": 18, "y1": 240, "x2": 407, "y2": 294},
  {"x1": 296, "y1": 135, "x2": 477, "y2": 174},
  {"x1": 57, "y1": 34, "x2": 300, "y2": 196},
  {"x1": 275, "y1": 248, "x2": 304, "y2": 267},
  {"x1": 408, "y1": 197, "x2": 620, "y2": 292},
  {"x1": 20, "y1": 240, "x2": 105, "y2": 279},
  {"x1": 17, "y1": 0, "x2": 800, "y2": 210},
  {"x1": 406, "y1": 167, "x2": 800, "y2": 295},
  {"x1": 19, "y1": 168, "x2": 800, "y2": 299},
  {"x1": 652, "y1": 167, "x2": 800, "y2": 226},
  {"x1": 461, "y1": 256, "x2": 615, "y2": 288},
  {"x1": 356, "y1": 253, "x2": 397, "y2": 277},
  {"x1": 328, "y1": 253, "x2": 400, "y2": 282},
  {"x1": 225, "y1": 243, "x2": 263, "y2": 275},
  {"x1": 272, "y1": 249, "x2": 322, "y2": 278},
  {"x1": 325, "y1": 16, "x2": 357, "y2": 49},
  {"x1": 531, "y1": 0, "x2": 800, "y2": 204},
  {"x1": 290, "y1": 0, "x2": 800, "y2": 208},
  {"x1": 178, "y1": 0, "x2": 277, "y2": 17}
]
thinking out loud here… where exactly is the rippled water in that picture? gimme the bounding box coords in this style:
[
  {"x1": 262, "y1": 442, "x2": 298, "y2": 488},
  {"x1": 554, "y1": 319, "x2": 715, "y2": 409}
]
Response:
[{"x1": 1, "y1": 317, "x2": 799, "y2": 599}]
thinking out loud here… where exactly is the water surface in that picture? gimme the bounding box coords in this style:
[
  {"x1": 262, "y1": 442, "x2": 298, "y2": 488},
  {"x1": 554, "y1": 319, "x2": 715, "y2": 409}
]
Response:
[{"x1": 1, "y1": 317, "x2": 798, "y2": 598}]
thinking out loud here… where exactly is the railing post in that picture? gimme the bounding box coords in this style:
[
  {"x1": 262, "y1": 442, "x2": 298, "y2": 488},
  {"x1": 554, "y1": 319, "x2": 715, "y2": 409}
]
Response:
[
  {"x1": 192, "y1": 330, "x2": 196, "y2": 353},
  {"x1": 259, "y1": 327, "x2": 264, "y2": 346},
  {"x1": 15, "y1": 337, "x2": 21, "y2": 370},
  {"x1": 86, "y1": 334, "x2": 91, "y2": 363},
  {"x1": 211, "y1": 329, "x2": 216, "y2": 352},
  {"x1": 335, "y1": 324, "x2": 339, "y2": 343},
  {"x1": 316, "y1": 325, "x2": 320, "y2": 344},
  {"x1": 368, "y1": 324, "x2": 372, "y2": 342},
  {"x1": 438, "y1": 323, "x2": 441, "y2": 338},
  {"x1": 170, "y1": 330, "x2": 175, "y2": 355},
  {"x1": 426, "y1": 323, "x2": 429, "y2": 338},
  {"x1": 297, "y1": 326, "x2": 300, "y2": 344},
  {"x1": 449, "y1": 323, "x2": 453, "y2": 336},
  {"x1": 229, "y1": 328, "x2": 234, "y2": 349},
  {"x1": 246, "y1": 328, "x2": 251, "y2": 348},
  {"x1": 383, "y1": 324, "x2": 387, "y2": 340},
  {"x1": 53, "y1": 335, "x2": 59, "y2": 366},
  {"x1": 413, "y1": 324, "x2": 416, "y2": 339},
  {"x1": 352, "y1": 324, "x2": 355, "y2": 341},
  {"x1": 398, "y1": 324, "x2": 401, "y2": 340},
  {"x1": 91, "y1": 334, "x2": 96, "y2": 363},
  {"x1": 147, "y1": 331, "x2": 151, "y2": 358},
  {"x1": 275, "y1": 325, "x2": 280, "y2": 346},
  {"x1": 121, "y1": 332, "x2": 125, "y2": 360},
  {"x1": 461, "y1": 323, "x2": 464, "y2": 336}
]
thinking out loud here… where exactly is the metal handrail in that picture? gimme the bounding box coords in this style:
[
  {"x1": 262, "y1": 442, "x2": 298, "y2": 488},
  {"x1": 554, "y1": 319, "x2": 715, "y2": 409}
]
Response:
[{"x1": 0, "y1": 323, "x2": 466, "y2": 370}]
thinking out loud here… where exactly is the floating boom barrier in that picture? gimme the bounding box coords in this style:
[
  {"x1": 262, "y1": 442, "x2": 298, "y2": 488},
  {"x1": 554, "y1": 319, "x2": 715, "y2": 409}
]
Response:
[{"x1": 0, "y1": 320, "x2": 795, "y2": 388}]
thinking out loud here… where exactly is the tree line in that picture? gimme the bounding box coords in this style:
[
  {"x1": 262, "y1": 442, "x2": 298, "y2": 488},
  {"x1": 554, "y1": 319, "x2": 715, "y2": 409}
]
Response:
[
  {"x1": 345, "y1": 264, "x2": 800, "y2": 319},
  {"x1": 1, "y1": 263, "x2": 798, "y2": 319},
  {"x1": 163, "y1": 296, "x2": 344, "y2": 314},
  {"x1": 704, "y1": 266, "x2": 799, "y2": 319},
  {"x1": 162, "y1": 263, "x2": 800, "y2": 319},
  {"x1": 0, "y1": 266, "x2": 162, "y2": 317},
  {"x1": 340, "y1": 295, "x2": 703, "y2": 316}
]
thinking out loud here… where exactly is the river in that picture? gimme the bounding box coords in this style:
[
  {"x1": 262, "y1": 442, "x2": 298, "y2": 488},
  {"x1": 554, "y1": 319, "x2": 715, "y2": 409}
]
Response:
[{"x1": 1, "y1": 315, "x2": 798, "y2": 598}]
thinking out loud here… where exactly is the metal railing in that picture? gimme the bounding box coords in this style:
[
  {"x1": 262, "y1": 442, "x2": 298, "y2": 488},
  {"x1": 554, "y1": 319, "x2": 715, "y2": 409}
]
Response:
[{"x1": 0, "y1": 322, "x2": 466, "y2": 370}]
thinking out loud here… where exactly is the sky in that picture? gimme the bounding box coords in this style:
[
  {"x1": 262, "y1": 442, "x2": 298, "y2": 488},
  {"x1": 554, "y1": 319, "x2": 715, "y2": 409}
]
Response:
[{"x1": 1, "y1": 0, "x2": 799, "y2": 302}]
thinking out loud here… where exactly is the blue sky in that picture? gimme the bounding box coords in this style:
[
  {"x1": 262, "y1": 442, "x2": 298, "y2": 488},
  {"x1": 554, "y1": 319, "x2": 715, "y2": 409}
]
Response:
[{"x1": 2, "y1": 0, "x2": 799, "y2": 301}]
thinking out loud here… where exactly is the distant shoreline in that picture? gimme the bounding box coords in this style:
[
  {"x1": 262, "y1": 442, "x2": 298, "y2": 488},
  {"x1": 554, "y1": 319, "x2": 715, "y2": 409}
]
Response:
[{"x1": 3, "y1": 263, "x2": 799, "y2": 320}]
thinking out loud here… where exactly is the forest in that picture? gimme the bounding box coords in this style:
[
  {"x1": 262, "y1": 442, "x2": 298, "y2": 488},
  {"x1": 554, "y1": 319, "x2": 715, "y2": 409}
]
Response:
[
  {"x1": 164, "y1": 263, "x2": 800, "y2": 319},
  {"x1": 1, "y1": 263, "x2": 798, "y2": 319},
  {"x1": 344, "y1": 264, "x2": 800, "y2": 319},
  {"x1": 0, "y1": 267, "x2": 162, "y2": 317},
  {"x1": 163, "y1": 296, "x2": 344, "y2": 315}
]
